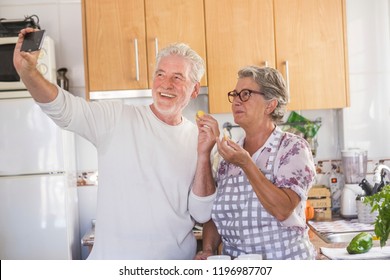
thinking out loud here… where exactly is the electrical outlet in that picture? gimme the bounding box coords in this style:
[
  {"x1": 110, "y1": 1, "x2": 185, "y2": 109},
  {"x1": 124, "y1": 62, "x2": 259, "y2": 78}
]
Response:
[{"x1": 328, "y1": 162, "x2": 343, "y2": 213}]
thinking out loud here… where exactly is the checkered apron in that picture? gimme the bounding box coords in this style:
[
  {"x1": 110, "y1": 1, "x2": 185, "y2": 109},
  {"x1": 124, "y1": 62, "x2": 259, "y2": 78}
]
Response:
[{"x1": 212, "y1": 130, "x2": 316, "y2": 260}]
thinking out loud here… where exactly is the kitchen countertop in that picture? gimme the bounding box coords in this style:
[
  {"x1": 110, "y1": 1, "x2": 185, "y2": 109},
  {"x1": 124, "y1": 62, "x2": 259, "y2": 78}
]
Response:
[
  {"x1": 309, "y1": 229, "x2": 347, "y2": 260},
  {"x1": 81, "y1": 223, "x2": 343, "y2": 259},
  {"x1": 309, "y1": 217, "x2": 363, "y2": 259},
  {"x1": 82, "y1": 216, "x2": 384, "y2": 260},
  {"x1": 307, "y1": 218, "x2": 390, "y2": 260}
]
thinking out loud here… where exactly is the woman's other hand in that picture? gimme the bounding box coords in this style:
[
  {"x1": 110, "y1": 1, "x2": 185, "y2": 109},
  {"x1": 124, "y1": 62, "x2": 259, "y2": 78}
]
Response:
[{"x1": 216, "y1": 137, "x2": 251, "y2": 168}]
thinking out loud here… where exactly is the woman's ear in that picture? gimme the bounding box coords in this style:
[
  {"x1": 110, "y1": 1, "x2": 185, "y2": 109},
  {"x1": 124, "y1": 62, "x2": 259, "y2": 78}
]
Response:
[{"x1": 266, "y1": 99, "x2": 278, "y2": 114}]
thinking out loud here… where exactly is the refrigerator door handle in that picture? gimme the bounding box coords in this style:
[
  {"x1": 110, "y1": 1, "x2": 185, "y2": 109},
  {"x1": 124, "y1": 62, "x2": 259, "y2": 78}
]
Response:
[{"x1": 0, "y1": 171, "x2": 66, "y2": 178}]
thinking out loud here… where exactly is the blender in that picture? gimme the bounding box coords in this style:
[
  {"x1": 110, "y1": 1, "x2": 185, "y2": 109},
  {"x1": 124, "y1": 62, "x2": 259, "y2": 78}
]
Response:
[{"x1": 340, "y1": 149, "x2": 367, "y2": 218}]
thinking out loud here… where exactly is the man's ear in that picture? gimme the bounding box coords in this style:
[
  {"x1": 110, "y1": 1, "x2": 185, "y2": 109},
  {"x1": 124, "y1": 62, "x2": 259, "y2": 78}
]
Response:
[{"x1": 191, "y1": 82, "x2": 201, "y2": 99}]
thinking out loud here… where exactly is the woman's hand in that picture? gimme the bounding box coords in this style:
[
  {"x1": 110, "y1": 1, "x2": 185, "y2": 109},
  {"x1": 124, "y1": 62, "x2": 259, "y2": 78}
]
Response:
[{"x1": 216, "y1": 137, "x2": 251, "y2": 168}]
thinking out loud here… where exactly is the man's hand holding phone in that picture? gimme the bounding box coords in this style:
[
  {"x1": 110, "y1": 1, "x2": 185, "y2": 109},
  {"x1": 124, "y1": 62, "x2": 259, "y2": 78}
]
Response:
[{"x1": 20, "y1": 29, "x2": 46, "y2": 52}]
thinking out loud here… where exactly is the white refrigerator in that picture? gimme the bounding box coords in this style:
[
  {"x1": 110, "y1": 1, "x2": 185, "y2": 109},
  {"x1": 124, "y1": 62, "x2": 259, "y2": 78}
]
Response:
[{"x1": 0, "y1": 95, "x2": 80, "y2": 260}]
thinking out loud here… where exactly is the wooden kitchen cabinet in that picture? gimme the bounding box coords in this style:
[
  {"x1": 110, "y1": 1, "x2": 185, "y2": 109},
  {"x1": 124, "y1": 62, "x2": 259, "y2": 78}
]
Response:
[
  {"x1": 82, "y1": 0, "x2": 207, "y2": 99},
  {"x1": 82, "y1": 0, "x2": 147, "y2": 94},
  {"x1": 144, "y1": 0, "x2": 207, "y2": 87},
  {"x1": 205, "y1": 0, "x2": 275, "y2": 113},
  {"x1": 274, "y1": 0, "x2": 349, "y2": 111},
  {"x1": 205, "y1": 0, "x2": 349, "y2": 113}
]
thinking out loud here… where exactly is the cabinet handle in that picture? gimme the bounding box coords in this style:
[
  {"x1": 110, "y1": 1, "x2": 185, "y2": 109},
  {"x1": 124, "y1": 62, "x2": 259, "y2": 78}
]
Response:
[
  {"x1": 154, "y1": 38, "x2": 159, "y2": 58},
  {"x1": 284, "y1": 60, "x2": 290, "y2": 103},
  {"x1": 264, "y1": 61, "x2": 269, "y2": 67},
  {"x1": 134, "y1": 38, "x2": 139, "y2": 81}
]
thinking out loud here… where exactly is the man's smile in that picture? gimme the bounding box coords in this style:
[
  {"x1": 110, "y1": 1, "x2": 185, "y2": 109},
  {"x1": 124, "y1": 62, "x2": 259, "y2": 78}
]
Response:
[{"x1": 160, "y1": 92, "x2": 175, "y2": 98}]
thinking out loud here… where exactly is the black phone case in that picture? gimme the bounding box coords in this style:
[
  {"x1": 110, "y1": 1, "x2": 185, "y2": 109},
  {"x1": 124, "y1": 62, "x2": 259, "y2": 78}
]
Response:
[{"x1": 20, "y1": 30, "x2": 46, "y2": 52}]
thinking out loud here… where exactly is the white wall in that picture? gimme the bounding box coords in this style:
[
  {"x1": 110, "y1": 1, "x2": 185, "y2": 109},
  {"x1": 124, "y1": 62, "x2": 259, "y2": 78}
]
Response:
[{"x1": 342, "y1": 0, "x2": 390, "y2": 159}]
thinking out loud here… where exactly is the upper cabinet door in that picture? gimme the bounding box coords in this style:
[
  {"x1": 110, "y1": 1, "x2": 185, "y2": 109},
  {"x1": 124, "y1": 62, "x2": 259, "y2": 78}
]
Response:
[
  {"x1": 274, "y1": 0, "x2": 349, "y2": 110},
  {"x1": 205, "y1": 0, "x2": 275, "y2": 114},
  {"x1": 82, "y1": 0, "x2": 207, "y2": 98},
  {"x1": 145, "y1": 0, "x2": 207, "y2": 86},
  {"x1": 83, "y1": 0, "x2": 148, "y2": 94}
]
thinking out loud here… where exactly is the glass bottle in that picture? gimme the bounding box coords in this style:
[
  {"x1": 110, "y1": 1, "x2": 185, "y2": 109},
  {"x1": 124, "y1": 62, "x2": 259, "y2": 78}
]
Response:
[{"x1": 57, "y1": 67, "x2": 69, "y2": 91}]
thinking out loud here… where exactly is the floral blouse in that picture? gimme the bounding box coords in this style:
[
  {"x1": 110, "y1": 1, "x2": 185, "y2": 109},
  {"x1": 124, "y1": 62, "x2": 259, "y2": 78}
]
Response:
[{"x1": 212, "y1": 126, "x2": 317, "y2": 259}]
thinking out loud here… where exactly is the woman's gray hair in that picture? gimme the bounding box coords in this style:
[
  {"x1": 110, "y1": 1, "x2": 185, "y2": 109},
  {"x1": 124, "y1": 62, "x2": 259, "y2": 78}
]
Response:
[
  {"x1": 238, "y1": 66, "x2": 288, "y2": 124},
  {"x1": 154, "y1": 43, "x2": 205, "y2": 83}
]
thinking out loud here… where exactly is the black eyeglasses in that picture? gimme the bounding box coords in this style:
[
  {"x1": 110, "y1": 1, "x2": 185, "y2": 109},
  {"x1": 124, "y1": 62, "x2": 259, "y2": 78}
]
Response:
[{"x1": 227, "y1": 89, "x2": 265, "y2": 103}]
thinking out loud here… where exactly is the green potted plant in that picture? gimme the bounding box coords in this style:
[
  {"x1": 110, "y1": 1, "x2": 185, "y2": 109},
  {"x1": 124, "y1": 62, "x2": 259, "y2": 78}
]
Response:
[{"x1": 364, "y1": 185, "x2": 390, "y2": 247}]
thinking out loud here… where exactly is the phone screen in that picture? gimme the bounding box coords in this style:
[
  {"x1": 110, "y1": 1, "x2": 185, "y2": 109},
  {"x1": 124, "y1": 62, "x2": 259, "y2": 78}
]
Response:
[{"x1": 20, "y1": 30, "x2": 46, "y2": 52}]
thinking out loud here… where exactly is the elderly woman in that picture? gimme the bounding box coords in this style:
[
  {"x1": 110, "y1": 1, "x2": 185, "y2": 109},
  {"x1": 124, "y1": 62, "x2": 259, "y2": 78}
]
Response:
[{"x1": 195, "y1": 66, "x2": 317, "y2": 260}]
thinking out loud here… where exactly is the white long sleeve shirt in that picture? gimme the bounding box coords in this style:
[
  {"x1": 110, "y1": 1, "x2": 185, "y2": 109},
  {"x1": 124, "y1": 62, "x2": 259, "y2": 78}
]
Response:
[{"x1": 38, "y1": 88, "x2": 215, "y2": 259}]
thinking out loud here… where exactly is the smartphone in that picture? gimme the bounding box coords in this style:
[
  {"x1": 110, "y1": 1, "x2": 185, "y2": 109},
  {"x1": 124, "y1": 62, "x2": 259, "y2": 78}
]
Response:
[{"x1": 20, "y1": 30, "x2": 46, "y2": 52}]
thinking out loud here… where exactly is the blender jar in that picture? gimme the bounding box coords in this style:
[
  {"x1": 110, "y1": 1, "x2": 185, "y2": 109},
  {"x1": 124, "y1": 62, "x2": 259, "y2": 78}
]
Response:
[{"x1": 341, "y1": 149, "x2": 368, "y2": 184}]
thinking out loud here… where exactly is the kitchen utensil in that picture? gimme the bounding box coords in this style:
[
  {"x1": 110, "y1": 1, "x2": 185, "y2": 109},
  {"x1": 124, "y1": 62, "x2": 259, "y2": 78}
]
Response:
[
  {"x1": 342, "y1": 149, "x2": 367, "y2": 184},
  {"x1": 341, "y1": 184, "x2": 365, "y2": 218},
  {"x1": 359, "y1": 178, "x2": 373, "y2": 196},
  {"x1": 57, "y1": 67, "x2": 69, "y2": 91},
  {"x1": 340, "y1": 149, "x2": 368, "y2": 218},
  {"x1": 356, "y1": 196, "x2": 378, "y2": 224},
  {"x1": 372, "y1": 181, "x2": 384, "y2": 194}
]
